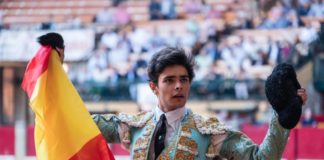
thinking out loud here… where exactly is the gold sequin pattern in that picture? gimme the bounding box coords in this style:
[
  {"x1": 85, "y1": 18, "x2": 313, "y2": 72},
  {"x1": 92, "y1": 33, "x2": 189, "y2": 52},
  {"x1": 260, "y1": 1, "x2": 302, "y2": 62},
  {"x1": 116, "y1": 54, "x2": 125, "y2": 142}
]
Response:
[
  {"x1": 133, "y1": 118, "x2": 155, "y2": 160},
  {"x1": 174, "y1": 113, "x2": 198, "y2": 159}
]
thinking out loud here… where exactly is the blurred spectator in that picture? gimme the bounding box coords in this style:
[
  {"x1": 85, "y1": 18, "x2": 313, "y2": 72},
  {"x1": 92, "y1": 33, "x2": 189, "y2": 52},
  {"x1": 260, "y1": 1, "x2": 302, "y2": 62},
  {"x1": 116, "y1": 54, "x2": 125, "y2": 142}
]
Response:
[
  {"x1": 74, "y1": 65, "x2": 89, "y2": 85},
  {"x1": 259, "y1": 1, "x2": 291, "y2": 29},
  {"x1": 87, "y1": 45, "x2": 112, "y2": 84},
  {"x1": 200, "y1": 18, "x2": 218, "y2": 43},
  {"x1": 87, "y1": 45, "x2": 109, "y2": 72},
  {"x1": 200, "y1": 0, "x2": 211, "y2": 16},
  {"x1": 161, "y1": 0, "x2": 176, "y2": 19},
  {"x1": 108, "y1": 41, "x2": 130, "y2": 69},
  {"x1": 297, "y1": 0, "x2": 311, "y2": 16},
  {"x1": 204, "y1": 5, "x2": 223, "y2": 19},
  {"x1": 119, "y1": 31, "x2": 133, "y2": 52},
  {"x1": 128, "y1": 25, "x2": 152, "y2": 53},
  {"x1": 181, "y1": 29, "x2": 197, "y2": 51},
  {"x1": 65, "y1": 15, "x2": 82, "y2": 29},
  {"x1": 112, "y1": 0, "x2": 125, "y2": 7},
  {"x1": 150, "y1": 27, "x2": 165, "y2": 48},
  {"x1": 195, "y1": 44, "x2": 214, "y2": 80},
  {"x1": 220, "y1": 42, "x2": 234, "y2": 71},
  {"x1": 268, "y1": 39, "x2": 280, "y2": 66},
  {"x1": 242, "y1": 37, "x2": 258, "y2": 63},
  {"x1": 134, "y1": 54, "x2": 149, "y2": 81},
  {"x1": 185, "y1": 19, "x2": 199, "y2": 35},
  {"x1": 149, "y1": 0, "x2": 163, "y2": 20},
  {"x1": 223, "y1": 6, "x2": 238, "y2": 28},
  {"x1": 307, "y1": 0, "x2": 324, "y2": 17},
  {"x1": 184, "y1": 0, "x2": 202, "y2": 14},
  {"x1": 299, "y1": 25, "x2": 318, "y2": 44},
  {"x1": 286, "y1": 9, "x2": 303, "y2": 27},
  {"x1": 279, "y1": 40, "x2": 293, "y2": 63},
  {"x1": 41, "y1": 15, "x2": 55, "y2": 30},
  {"x1": 234, "y1": 68, "x2": 249, "y2": 100},
  {"x1": 94, "y1": 7, "x2": 114, "y2": 24},
  {"x1": 302, "y1": 107, "x2": 317, "y2": 127},
  {"x1": 291, "y1": 38, "x2": 310, "y2": 67},
  {"x1": 100, "y1": 29, "x2": 120, "y2": 50},
  {"x1": 164, "y1": 29, "x2": 181, "y2": 47},
  {"x1": 206, "y1": 40, "x2": 221, "y2": 61},
  {"x1": 113, "y1": 3, "x2": 131, "y2": 26}
]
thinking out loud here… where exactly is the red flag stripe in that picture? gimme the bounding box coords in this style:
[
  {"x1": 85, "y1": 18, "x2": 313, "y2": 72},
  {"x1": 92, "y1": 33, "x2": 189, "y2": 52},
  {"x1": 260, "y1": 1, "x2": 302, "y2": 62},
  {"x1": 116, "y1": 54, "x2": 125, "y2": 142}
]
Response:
[
  {"x1": 21, "y1": 46, "x2": 52, "y2": 98},
  {"x1": 69, "y1": 134, "x2": 115, "y2": 160}
]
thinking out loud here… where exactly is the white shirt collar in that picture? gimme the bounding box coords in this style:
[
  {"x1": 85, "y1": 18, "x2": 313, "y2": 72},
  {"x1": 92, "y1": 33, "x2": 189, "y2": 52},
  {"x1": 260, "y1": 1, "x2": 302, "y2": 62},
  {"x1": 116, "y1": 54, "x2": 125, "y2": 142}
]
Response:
[{"x1": 155, "y1": 106, "x2": 186, "y2": 130}]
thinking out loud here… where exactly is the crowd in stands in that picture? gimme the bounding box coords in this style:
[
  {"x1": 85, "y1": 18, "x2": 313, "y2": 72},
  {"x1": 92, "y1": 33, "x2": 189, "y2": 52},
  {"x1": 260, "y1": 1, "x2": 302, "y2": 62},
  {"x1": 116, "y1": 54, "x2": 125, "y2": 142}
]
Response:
[
  {"x1": 94, "y1": 3, "x2": 131, "y2": 26},
  {"x1": 63, "y1": 0, "x2": 322, "y2": 101},
  {"x1": 258, "y1": 0, "x2": 324, "y2": 28},
  {"x1": 0, "y1": 0, "x2": 322, "y2": 101}
]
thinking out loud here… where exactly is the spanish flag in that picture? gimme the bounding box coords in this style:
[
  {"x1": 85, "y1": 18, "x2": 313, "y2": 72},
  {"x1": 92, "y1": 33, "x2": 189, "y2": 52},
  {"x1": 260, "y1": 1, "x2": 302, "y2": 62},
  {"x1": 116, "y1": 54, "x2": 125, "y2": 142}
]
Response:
[{"x1": 22, "y1": 46, "x2": 115, "y2": 160}]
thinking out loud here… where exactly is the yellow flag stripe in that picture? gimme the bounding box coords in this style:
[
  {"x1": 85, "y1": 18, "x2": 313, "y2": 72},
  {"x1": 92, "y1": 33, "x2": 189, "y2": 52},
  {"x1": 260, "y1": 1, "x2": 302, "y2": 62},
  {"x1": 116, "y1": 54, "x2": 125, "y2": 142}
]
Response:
[{"x1": 29, "y1": 50, "x2": 100, "y2": 159}]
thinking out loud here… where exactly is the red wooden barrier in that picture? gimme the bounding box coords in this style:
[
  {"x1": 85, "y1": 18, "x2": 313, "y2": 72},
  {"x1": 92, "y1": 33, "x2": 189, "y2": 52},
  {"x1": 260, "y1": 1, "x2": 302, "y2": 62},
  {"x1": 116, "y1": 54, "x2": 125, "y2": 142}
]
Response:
[
  {"x1": 241, "y1": 124, "x2": 324, "y2": 159},
  {"x1": 27, "y1": 126, "x2": 35, "y2": 156},
  {"x1": 241, "y1": 124, "x2": 296, "y2": 160},
  {"x1": 296, "y1": 127, "x2": 324, "y2": 159},
  {"x1": 0, "y1": 126, "x2": 15, "y2": 155},
  {"x1": 282, "y1": 129, "x2": 297, "y2": 160}
]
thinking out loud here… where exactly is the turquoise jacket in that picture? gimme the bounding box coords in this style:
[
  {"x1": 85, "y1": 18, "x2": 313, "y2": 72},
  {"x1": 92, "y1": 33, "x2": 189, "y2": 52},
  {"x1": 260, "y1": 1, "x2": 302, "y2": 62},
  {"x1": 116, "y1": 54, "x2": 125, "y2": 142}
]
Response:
[{"x1": 93, "y1": 109, "x2": 289, "y2": 160}]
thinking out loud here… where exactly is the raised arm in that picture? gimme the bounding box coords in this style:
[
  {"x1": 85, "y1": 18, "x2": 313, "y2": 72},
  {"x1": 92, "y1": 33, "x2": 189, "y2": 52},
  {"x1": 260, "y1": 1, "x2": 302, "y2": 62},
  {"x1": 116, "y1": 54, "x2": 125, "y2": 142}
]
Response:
[
  {"x1": 219, "y1": 112, "x2": 289, "y2": 160},
  {"x1": 218, "y1": 63, "x2": 307, "y2": 160}
]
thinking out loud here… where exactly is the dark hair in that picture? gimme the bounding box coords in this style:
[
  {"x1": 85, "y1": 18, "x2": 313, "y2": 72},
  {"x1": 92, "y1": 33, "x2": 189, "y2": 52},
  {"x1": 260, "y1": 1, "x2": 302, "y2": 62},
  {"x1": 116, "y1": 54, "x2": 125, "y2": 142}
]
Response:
[
  {"x1": 147, "y1": 47, "x2": 195, "y2": 84},
  {"x1": 37, "y1": 32, "x2": 64, "y2": 49}
]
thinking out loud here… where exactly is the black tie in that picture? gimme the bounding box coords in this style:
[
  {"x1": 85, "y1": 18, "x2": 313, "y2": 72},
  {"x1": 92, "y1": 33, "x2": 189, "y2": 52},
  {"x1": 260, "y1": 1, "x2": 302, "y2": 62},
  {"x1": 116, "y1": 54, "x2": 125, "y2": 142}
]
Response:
[{"x1": 154, "y1": 114, "x2": 166, "y2": 159}]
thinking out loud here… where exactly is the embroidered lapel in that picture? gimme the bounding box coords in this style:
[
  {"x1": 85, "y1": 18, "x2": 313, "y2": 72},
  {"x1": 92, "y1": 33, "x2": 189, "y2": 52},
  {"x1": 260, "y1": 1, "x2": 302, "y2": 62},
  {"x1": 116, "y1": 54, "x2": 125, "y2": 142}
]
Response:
[
  {"x1": 119, "y1": 112, "x2": 155, "y2": 160},
  {"x1": 174, "y1": 112, "x2": 198, "y2": 159},
  {"x1": 130, "y1": 110, "x2": 228, "y2": 160},
  {"x1": 133, "y1": 117, "x2": 155, "y2": 160},
  {"x1": 157, "y1": 111, "x2": 198, "y2": 159}
]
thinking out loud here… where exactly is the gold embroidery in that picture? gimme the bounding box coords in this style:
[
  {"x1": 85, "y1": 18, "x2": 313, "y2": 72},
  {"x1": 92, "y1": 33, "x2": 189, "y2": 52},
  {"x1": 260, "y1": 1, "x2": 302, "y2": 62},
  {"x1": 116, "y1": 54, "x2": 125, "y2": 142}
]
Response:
[
  {"x1": 175, "y1": 151, "x2": 195, "y2": 160},
  {"x1": 158, "y1": 133, "x2": 178, "y2": 160},
  {"x1": 133, "y1": 111, "x2": 228, "y2": 159},
  {"x1": 178, "y1": 137, "x2": 197, "y2": 150},
  {"x1": 158, "y1": 115, "x2": 196, "y2": 160},
  {"x1": 158, "y1": 154, "x2": 172, "y2": 160},
  {"x1": 133, "y1": 150, "x2": 146, "y2": 160},
  {"x1": 133, "y1": 118, "x2": 155, "y2": 160},
  {"x1": 174, "y1": 114, "x2": 198, "y2": 159},
  {"x1": 120, "y1": 123, "x2": 131, "y2": 149}
]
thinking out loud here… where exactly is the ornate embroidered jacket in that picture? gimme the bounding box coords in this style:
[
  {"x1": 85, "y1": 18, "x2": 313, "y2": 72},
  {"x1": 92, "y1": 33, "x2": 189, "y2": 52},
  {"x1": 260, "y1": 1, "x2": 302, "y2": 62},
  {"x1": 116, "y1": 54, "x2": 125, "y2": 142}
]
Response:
[{"x1": 93, "y1": 109, "x2": 289, "y2": 160}]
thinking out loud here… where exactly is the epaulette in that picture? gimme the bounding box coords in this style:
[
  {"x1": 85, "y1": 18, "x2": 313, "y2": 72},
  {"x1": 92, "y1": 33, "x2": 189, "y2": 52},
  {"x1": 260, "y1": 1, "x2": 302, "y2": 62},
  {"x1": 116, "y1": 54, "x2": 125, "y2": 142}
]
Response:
[
  {"x1": 118, "y1": 112, "x2": 154, "y2": 128},
  {"x1": 192, "y1": 114, "x2": 228, "y2": 135}
]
